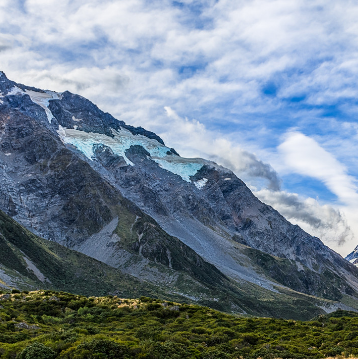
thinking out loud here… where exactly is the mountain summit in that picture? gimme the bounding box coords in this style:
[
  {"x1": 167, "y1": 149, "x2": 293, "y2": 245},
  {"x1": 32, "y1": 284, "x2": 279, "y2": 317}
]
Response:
[
  {"x1": 346, "y1": 246, "x2": 358, "y2": 266},
  {"x1": 1, "y1": 72, "x2": 358, "y2": 319}
]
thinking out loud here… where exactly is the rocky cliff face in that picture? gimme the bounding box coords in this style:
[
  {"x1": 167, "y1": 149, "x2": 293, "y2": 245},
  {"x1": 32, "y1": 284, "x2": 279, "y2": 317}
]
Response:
[
  {"x1": 1, "y1": 71, "x2": 358, "y2": 317},
  {"x1": 346, "y1": 246, "x2": 358, "y2": 266}
]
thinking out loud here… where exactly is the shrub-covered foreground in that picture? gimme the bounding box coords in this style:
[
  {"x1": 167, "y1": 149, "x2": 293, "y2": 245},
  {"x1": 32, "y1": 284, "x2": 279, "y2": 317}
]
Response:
[{"x1": 0, "y1": 290, "x2": 357, "y2": 358}]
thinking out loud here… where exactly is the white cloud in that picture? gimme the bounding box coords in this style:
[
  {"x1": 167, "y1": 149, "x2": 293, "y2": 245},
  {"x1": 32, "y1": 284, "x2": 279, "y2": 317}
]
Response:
[
  {"x1": 278, "y1": 131, "x2": 358, "y2": 206},
  {"x1": 255, "y1": 189, "x2": 354, "y2": 254},
  {"x1": 275, "y1": 131, "x2": 358, "y2": 255}
]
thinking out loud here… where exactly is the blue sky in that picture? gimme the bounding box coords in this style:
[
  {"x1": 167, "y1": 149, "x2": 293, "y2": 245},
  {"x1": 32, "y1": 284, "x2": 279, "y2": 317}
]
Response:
[{"x1": 1, "y1": 0, "x2": 358, "y2": 255}]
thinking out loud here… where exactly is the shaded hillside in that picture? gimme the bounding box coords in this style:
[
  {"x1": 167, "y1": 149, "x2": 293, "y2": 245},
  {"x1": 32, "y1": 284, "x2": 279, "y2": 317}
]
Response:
[
  {"x1": 0, "y1": 209, "x2": 347, "y2": 320},
  {"x1": 0, "y1": 209, "x2": 157, "y2": 298}
]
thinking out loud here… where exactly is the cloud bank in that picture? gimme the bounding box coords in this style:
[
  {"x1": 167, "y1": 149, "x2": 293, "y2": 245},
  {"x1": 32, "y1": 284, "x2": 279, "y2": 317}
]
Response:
[{"x1": 255, "y1": 189, "x2": 354, "y2": 252}]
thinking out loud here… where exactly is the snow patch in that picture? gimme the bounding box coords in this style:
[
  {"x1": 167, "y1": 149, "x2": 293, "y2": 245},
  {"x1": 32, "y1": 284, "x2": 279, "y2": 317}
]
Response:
[
  {"x1": 72, "y1": 116, "x2": 82, "y2": 122},
  {"x1": 0, "y1": 86, "x2": 60, "y2": 123},
  {"x1": 24, "y1": 89, "x2": 60, "y2": 123},
  {"x1": 194, "y1": 178, "x2": 208, "y2": 189},
  {"x1": 7, "y1": 86, "x2": 24, "y2": 96}
]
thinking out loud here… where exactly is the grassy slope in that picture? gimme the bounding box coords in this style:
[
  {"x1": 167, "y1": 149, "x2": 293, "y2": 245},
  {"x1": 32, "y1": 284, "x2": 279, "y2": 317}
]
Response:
[
  {"x1": 0, "y1": 290, "x2": 358, "y2": 358},
  {"x1": 0, "y1": 209, "x2": 349, "y2": 320},
  {"x1": 0, "y1": 209, "x2": 232, "y2": 305},
  {"x1": 0, "y1": 209, "x2": 161, "y2": 298},
  {"x1": 243, "y1": 247, "x2": 355, "y2": 302}
]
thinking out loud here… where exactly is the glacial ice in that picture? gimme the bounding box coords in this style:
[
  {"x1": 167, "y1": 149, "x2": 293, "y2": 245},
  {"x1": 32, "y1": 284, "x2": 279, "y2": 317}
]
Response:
[
  {"x1": 7, "y1": 86, "x2": 24, "y2": 96},
  {"x1": 57, "y1": 127, "x2": 205, "y2": 182},
  {"x1": 153, "y1": 157, "x2": 204, "y2": 182}
]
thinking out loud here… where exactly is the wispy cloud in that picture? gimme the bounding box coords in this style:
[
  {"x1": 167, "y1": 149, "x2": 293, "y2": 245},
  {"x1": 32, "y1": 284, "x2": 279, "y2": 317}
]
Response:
[
  {"x1": 255, "y1": 189, "x2": 354, "y2": 252},
  {"x1": 278, "y1": 131, "x2": 358, "y2": 206},
  {"x1": 162, "y1": 107, "x2": 281, "y2": 190}
]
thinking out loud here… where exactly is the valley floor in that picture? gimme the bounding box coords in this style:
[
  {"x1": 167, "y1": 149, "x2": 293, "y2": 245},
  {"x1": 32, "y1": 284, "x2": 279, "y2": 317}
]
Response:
[{"x1": 1, "y1": 290, "x2": 358, "y2": 358}]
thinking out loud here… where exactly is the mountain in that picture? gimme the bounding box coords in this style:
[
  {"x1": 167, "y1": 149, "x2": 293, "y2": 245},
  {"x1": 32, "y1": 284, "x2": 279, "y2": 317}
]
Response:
[
  {"x1": 0, "y1": 208, "x2": 157, "y2": 297},
  {"x1": 2, "y1": 208, "x2": 341, "y2": 320},
  {"x1": 1, "y1": 71, "x2": 358, "y2": 318},
  {"x1": 346, "y1": 246, "x2": 358, "y2": 266}
]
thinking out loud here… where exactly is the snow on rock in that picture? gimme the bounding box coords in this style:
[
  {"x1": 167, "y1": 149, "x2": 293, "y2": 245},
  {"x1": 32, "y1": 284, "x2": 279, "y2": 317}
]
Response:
[
  {"x1": 194, "y1": 178, "x2": 208, "y2": 189},
  {"x1": 24, "y1": 89, "x2": 60, "y2": 123},
  {"x1": 7, "y1": 86, "x2": 25, "y2": 96},
  {"x1": 153, "y1": 157, "x2": 204, "y2": 182},
  {"x1": 57, "y1": 126, "x2": 205, "y2": 181},
  {"x1": 346, "y1": 245, "x2": 358, "y2": 266},
  {"x1": 0, "y1": 86, "x2": 60, "y2": 123}
]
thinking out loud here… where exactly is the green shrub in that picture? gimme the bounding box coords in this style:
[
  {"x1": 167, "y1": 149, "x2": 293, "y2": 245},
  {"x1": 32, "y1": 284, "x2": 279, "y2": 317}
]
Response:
[
  {"x1": 191, "y1": 327, "x2": 208, "y2": 334},
  {"x1": 345, "y1": 331, "x2": 358, "y2": 340},
  {"x1": 74, "y1": 339, "x2": 132, "y2": 358},
  {"x1": 242, "y1": 334, "x2": 259, "y2": 345},
  {"x1": 18, "y1": 342, "x2": 56, "y2": 359},
  {"x1": 202, "y1": 346, "x2": 233, "y2": 359},
  {"x1": 148, "y1": 341, "x2": 192, "y2": 359},
  {"x1": 146, "y1": 303, "x2": 161, "y2": 311}
]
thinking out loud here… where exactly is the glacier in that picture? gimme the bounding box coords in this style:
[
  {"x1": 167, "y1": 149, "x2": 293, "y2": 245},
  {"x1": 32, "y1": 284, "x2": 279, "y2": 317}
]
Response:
[{"x1": 57, "y1": 126, "x2": 205, "y2": 182}]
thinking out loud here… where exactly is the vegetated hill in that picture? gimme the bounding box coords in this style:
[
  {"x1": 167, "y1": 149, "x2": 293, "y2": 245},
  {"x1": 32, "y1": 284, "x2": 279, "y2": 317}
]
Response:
[
  {"x1": 0, "y1": 209, "x2": 161, "y2": 298},
  {"x1": 1, "y1": 290, "x2": 358, "y2": 358},
  {"x1": 1, "y1": 71, "x2": 358, "y2": 318},
  {"x1": 0, "y1": 209, "x2": 340, "y2": 320}
]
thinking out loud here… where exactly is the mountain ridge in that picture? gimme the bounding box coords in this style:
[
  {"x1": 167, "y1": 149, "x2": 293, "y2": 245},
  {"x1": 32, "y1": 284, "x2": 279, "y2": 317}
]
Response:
[{"x1": 1, "y1": 71, "x2": 358, "y2": 319}]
